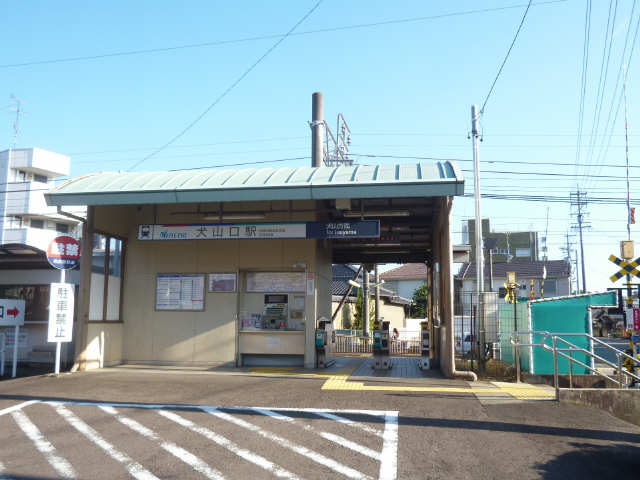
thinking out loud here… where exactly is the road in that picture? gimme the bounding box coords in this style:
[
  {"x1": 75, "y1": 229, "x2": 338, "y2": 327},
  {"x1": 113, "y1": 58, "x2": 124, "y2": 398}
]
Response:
[
  {"x1": 0, "y1": 363, "x2": 638, "y2": 479},
  {"x1": 593, "y1": 336, "x2": 630, "y2": 368}
]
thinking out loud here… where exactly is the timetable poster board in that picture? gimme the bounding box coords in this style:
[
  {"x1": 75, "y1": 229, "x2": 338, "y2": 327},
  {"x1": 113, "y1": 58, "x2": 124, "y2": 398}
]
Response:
[
  {"x1": 246, "y1": 272, "x2": 306, "y2": 293},
  {"x1": 156, "y1": 274, "x2": 205, "y2": 311},
  {"x1": 208, "y1": 273, "x2": 237, "y2": 292}
]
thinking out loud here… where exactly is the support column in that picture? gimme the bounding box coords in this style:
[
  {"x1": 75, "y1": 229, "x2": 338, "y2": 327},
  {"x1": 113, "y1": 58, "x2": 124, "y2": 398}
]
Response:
[
  {"x1": 440, "y1": 198, "x2": 455, "y2": 378},
  {"x1": 72, "y1": 206, "x2": 94, "y2": 372}
]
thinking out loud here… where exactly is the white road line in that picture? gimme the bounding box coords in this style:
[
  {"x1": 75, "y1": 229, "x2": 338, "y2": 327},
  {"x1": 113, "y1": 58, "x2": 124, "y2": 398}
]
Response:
[
  {"x1": 378, "y1": 412, "x2": 398, "y2": 480},
  {"x1": 50, "y1": 403, "x2": 159, "y2": 480},
  {"x1": 99, "y1": 406, "x2": 225, "y2": 480},
  {"x1": 204, "y1": 407, "x2": 373, "y2": 480},
  {"x1": 157, "y1": 409, "x2": 299, "y2": 480},
  {"x1": 255, "y1": 408, "x2": 381, "y2": 461},
  {"x1": 0, "y1": 400, "x2": 40, "y2": 417},
  {"x1": 310, "y1": 411, "x2": 384, "y2": 438},
  {"x1": 10, "y1": 409, "x2": 77, "y2": 479}
]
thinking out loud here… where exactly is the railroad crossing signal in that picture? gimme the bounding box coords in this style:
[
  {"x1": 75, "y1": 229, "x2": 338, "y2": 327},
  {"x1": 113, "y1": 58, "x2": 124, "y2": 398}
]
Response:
[{"x1": 609, "y1": 255, "x2": 640, "y2": 282}]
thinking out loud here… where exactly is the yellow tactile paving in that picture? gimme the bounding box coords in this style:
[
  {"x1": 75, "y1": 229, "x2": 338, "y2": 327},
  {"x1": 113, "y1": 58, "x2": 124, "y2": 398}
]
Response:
[{"x1": 247, "y1": 366, "x2": 555, "y2": 400}]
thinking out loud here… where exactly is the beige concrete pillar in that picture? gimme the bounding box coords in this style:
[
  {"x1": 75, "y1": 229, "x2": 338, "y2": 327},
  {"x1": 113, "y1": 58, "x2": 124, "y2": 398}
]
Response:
[
  {"x1": 439, "y1": 197, "x2": 455, "y2": 378},
  {"x1": 72, "y1": 206, "x2": 94, "y2": 371}
]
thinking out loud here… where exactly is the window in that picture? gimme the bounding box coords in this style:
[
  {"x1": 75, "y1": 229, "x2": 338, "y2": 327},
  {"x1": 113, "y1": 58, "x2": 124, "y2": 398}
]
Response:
[
  {"x1": 0, "y1": 285, "x2": 51, "y2": 322},
  {"x1": 55, "y1": 223, "x2": 69, "y2": 233},
  {"x1": 30, "y1": 219, "x2": 44, "y2": 229},
  {"x1": 544, "y1": 279, "x2": 557, "y2": 295},
  {"x1": 8, "y1": 216, "x2": 22, "y2": 228},
  {"x1": 89, "y1": 233, "x2": 125, "y2": 322},
  {"x1": 33, "y1": 174, "x2": 48, "y2": 183},
  {"x1": 14, "y1": 170, "x2": 26, "y2": 182}
]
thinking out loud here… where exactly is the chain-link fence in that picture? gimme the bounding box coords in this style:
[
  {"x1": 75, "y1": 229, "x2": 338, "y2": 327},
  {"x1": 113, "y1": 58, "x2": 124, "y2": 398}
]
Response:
[{"x1": 454, "y1": 291, "x2": 516, "y2": 379}]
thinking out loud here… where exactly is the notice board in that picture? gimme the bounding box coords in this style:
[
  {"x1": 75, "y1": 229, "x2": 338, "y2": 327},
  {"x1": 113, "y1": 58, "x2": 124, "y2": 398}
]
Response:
[
  {"x1": 156, "y1": 274, "x2": 205, "y2": 310},
  {"x1": 245, "y1": 272, "x2": 305, "y2": 293}
]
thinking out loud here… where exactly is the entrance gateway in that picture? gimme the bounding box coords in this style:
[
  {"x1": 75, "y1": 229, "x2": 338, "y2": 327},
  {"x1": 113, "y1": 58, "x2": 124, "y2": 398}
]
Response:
[{"x1": 45, "y1": 162, "x2": 465, "y2": 377}]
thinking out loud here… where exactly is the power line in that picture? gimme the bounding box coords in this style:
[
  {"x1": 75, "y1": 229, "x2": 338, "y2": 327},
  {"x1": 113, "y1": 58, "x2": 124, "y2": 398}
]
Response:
[
  {"x1": 575, "y1": 0, "x2": 592, "y2": 183},
  {"x1": 585, "y1": 0, "x2": 639, "y2": 189},
  {"x1": 128, "y1": 0, "x2": 324, "y2": 171},
  {"x1": 0, "y1": 1, "x2": 566, "y2": 70},
  {"x1": 480, "y1": 0, "x2": 533, "y2": 114}
]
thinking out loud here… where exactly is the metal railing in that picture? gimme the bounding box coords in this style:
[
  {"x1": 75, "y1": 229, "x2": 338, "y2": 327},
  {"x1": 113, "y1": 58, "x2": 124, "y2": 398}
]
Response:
[
  {"x1": 510, "y1": 330, "x2": 640, "y2": 400},
  {"x1": 390, "y1": 339, "x2": 421, "y2": 356},
  {"x1": 334, "y1": 334, "x2": 422, "y2": 356},
  {"x1": 335, "y1": 334, "x2": 372, "y2": 354},
  {"x1": 0, "y1": 332, "x2": 5, "y2": 377}
]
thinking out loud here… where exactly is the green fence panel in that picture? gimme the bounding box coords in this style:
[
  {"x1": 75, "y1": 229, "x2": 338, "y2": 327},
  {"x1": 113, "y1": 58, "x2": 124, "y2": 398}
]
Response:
[{"x1": 530, "y1": 292, "x2": 617, "y2": 374}]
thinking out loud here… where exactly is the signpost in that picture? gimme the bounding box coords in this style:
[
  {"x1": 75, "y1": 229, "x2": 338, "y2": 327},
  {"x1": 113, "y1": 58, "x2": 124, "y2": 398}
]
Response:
[
  {"x1": 0, "y1": 298, "x2": 25, "y2": 378},
  {"x1": 46, "y1": 236, "x2": 80, "y2": 375}
]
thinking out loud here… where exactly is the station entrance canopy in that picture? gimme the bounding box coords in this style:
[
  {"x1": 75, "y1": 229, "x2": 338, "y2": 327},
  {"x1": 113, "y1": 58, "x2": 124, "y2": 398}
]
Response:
[{"x1": 46, "y1": 162, "x2": 464, "y2": 264}]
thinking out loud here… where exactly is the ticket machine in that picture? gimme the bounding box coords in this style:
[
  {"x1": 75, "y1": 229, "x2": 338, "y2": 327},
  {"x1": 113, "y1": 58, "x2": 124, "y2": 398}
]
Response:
[
  {"x1": 315, "y1": 318, "x2": 335, "y2": 368},
  {"x1": 372, "y1": 320, "x2": 392, "y2": 370},
  {"x1": 418, "y1": 321, "x2": 430, "y2": 370}
]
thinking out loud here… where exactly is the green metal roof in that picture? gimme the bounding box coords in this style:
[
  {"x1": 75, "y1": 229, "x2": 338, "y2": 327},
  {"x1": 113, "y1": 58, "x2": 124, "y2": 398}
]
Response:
[{"x1": 45, "y1": 162, "x2": 464, "y2": 206}]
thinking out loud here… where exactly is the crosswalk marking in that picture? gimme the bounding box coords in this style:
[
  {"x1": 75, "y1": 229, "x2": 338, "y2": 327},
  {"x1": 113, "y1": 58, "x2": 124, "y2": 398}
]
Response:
[
  {"x1": 379, "y1": 412, "x2": 398, "y2": 480},
  {"x1": 99, "y1": 406, "x2": 225, "y2": 480},
  {"x1": 51, "y1": 403, "x2": 160, "y2": 480},
  {"x1": 311, "y1": 410, "x2": 384, "y2": 438},
  {"x1": 204, "y1": 407, "x2": 374, "y2": 480},
  {"x1": 255, "y1": 408, "x2": 381, "y2": 460},
  {"x1": 158, "y1": 409, "x2": 300, "y2": 480},
  {"x1": 10, "y1": 409, "x2": 77, "y2": 479},
  {"x1": 1, "y1": 400, "x2": 397, "y2": 480}
]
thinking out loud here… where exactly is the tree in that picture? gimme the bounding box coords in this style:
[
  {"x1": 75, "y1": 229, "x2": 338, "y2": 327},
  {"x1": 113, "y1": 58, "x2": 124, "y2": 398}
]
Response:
[
  {"x1": 352, "y1": 288, "x2": 376, "y2": 332},
  {"x1": 410, "y1": 284, "x2": 428, "y2": 318}
]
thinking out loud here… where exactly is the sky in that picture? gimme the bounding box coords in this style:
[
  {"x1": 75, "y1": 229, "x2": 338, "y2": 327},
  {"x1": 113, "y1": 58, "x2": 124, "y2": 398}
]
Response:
[{"x1": 1, "y1": 0, "x2": 639, "y2": 293}]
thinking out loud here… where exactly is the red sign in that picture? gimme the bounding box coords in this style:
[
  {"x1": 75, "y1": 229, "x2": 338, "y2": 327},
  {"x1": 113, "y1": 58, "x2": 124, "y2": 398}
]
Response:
[
  {"x1": 634, "y1": 308, "x2": 640, "y2": 331},
  {"x1": 46, "y1": 236, "x2": 81, "y2": 270}
]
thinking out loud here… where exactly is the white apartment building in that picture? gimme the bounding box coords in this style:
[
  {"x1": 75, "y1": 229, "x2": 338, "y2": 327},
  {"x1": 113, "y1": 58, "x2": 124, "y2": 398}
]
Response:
[{"x1": 0, "y1": 147, "x2": 84, "y2": 249}]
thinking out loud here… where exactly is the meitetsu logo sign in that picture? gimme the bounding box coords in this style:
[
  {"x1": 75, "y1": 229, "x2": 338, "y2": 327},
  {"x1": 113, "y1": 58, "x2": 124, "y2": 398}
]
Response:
[{"x1": 46, "y1": 235, "x2": 81, "y2": 270}]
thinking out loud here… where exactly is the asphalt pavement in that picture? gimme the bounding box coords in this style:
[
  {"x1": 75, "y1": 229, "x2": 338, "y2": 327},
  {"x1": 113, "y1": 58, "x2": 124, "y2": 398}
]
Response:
[{"x1": 0, "y1": 361, "x2": 638, "y2": 479}]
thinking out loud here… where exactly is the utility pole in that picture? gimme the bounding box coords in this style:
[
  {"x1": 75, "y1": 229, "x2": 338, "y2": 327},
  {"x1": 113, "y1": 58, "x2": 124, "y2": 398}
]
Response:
[
  {"x1": 471, "y1": 105, "x2": 484, "y2": 294},
  {"x1": 571, "y1": 190, "x2": 590, "y2": 292},
  {"x1": 623, "y1": 77, "x2": 633, "y2": 310},
  {"x1": 311, "y1": 92, "x2": 324, "y2": 167},
  {"x1": 561, "y1": 231, "x2": 575, "y2": 294}
]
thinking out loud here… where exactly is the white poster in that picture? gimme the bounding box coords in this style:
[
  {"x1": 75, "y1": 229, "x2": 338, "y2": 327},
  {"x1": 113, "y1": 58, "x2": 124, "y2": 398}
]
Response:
[
  {"x1": 208, "y1": 273, "x2": 237, "y2": 292},
  {"x1": 156, "y1": 274, "x2": 205, "y2": 311},
  {"x1": 246, "y1": 272, "x2": 305, "y2": 293},
  {"x1": 47, "y1": 283, "x2": 75, "y2": 343}
]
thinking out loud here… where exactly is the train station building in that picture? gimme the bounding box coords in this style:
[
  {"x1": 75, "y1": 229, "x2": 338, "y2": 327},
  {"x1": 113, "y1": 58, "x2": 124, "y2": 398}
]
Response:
[{"x1": 45, "y1": 162, "x2": 466, "y2": 377}]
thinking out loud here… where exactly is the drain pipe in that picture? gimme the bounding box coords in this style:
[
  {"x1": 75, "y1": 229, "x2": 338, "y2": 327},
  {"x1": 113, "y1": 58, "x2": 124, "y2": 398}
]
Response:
[
  {"x1": 57, "y1": 206, "x2": 86, "y2": 224},
  {"x1": 454, "y1": 369, "x2": 477, "y2": 381}
]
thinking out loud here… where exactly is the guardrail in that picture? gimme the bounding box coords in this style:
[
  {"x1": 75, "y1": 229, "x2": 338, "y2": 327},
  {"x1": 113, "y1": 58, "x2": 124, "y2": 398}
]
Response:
[{"x1": 510, "y1": 330, "x2": 640, "y2": 400}]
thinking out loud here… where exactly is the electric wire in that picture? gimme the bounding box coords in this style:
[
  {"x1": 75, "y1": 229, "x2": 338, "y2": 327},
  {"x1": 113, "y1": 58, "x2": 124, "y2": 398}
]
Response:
[
  {"x1": 127, "y1": 0, "x2": 324, "y2": 171},
  {"x1": 0, "y1": 1, "x2": 566, "y2": 70},
  {"x1": 585, "y1": 0, "x2": 639, "y2": 189},
  {"x1": 480, "y1": 0, "x2": 533, "y2": 114},
  {"x1": 575, "y1": 0, "x2": 592, "y2": 183},
  {"x1": 584, "y1": 0, "x2": 617, "y2": 178}
]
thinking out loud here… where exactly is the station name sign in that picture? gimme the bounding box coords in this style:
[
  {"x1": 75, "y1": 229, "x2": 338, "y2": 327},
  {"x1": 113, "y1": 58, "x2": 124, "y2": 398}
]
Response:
[{"x1": 137, "y1": 221, "x2": 380, "y2": 241}]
